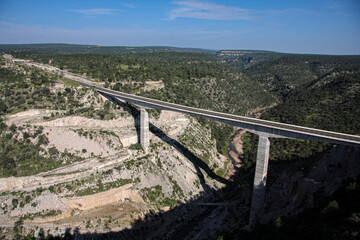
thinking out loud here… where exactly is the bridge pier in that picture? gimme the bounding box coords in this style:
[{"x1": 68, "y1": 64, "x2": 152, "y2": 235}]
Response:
[
  {"x1": 249, "y1": 135, "x2": 270, "y2": 226},
  {"x1": 140, "y1": 107, "x2": 149, "y2": 149}
]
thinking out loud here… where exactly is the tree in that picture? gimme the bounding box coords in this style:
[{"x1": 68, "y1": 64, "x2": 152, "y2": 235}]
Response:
[
  {"x1": 0, "y1": 100, "x2": 7, "y2": 114},
  {"x1": 9, "y1": 123, "x2": 17, "y2": 133},
  {"x1": 48, "y1": 147, "x2": 59, "y2": 157}
]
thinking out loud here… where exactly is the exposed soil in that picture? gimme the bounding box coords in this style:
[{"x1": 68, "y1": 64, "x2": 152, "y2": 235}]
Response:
[
  {"x1": 226, "y1": 130, "x2": 246, "y2": 181},
  {"x1": 62, "y1": 184, "x2": 144, "y2": 211},
  {"x1": 54, "y1": 203, "x2": 139, "y2": 224},
  {"x1": 29, "y1": 184, "x2": 145, "y2": 227}
]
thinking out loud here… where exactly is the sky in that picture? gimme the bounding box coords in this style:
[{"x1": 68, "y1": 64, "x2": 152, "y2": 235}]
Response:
[{"x1": 0, "y1": 0, "x2": 359, "y2": 55}]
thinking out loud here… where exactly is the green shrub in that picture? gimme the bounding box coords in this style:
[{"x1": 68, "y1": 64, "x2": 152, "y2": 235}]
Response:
[{"x1": 129, "y1": 143, "x2": 142, "y2": 150}]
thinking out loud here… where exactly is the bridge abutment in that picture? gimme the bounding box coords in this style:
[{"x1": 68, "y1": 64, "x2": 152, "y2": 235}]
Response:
[
  {"x1": 140, "y1": 107, "x2": 149, "y2": 149},
  {"x1": 249, "y1": 135, "x2": 270, "y2": 226}
]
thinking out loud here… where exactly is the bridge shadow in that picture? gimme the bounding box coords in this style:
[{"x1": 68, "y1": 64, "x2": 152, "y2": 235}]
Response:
[
  {"x1": 149, "y1": 123, "x2": 231, "y2": 187},
  {"x1": 101, "y1": 93, "x2": 231, "y2": 191},
  {"x1": 100, "y1": 93, "x2": 141, "y2": 141}
]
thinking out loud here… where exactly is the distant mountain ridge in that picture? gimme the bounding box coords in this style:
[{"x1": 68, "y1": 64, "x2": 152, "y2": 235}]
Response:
[
  {"x1": 0, "y1": 43, "x2": 216, "y2": 54},
  {"x1": 1, "y1": 43, "x2": 360, "y2": 239}
]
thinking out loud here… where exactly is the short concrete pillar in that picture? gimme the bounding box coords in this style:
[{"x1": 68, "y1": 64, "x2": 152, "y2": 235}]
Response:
[
  {"x1": 249, "y1": 135, "x2": 270, "y2": 226},
  {"x1": 140, "y1": 108, "x2": 149, "y2": 149}
]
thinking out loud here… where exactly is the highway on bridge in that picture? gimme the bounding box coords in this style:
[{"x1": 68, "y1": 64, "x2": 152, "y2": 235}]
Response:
[{"x1": 75, "y1": 80, "x2": 360, "y2": 146}]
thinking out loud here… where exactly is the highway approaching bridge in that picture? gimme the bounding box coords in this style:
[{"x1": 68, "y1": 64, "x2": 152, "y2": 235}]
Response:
[{"x1": 76, "y1": 80, "x2": 360, "y2": 226}]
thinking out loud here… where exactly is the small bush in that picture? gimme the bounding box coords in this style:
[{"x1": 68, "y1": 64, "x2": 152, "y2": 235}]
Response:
[
  {"x1": 321, "y1": 200, "x2": 339, "y2": 214},
  {"x1": 129, "y1": 143, "x2": 142, "y2": 150}
]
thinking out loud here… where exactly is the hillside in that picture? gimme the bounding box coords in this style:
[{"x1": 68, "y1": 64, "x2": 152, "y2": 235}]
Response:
[
  {"x1": 10, "y1": 52, "x2": 273, "y2": 114},
  {"x1": 236, "y1": 52, "x2": 360, "y2": 179},
  {"x1": 253, "y1": 55, "x2": 360, "y2": 163},
  {"x1": 262, "y1": 66, "x2": 360, "y2": 134},
  {"x1": 217, "y1": 52, "x2": 360, "y2": 166},
  {"x1": 218, "y1": 50, "x2": 284, "y2": 71},
  {"x1": 243, "y1": 54, "x2": 360, "y2": 99}
]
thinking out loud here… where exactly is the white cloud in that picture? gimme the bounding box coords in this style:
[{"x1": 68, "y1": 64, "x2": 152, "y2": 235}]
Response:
[
  {"x1": 264, "y1": 8, "x2": 318, "y2": 16},
  {"x1": 184, "y1": 29, "x2": 250, "y2": 40},
  {"x1": 69, "y1": 8, "x2": 119, "y2": 15},
  {"x1": 168, "y1": 1, "x2": 318, "y2": 21},
  {"x1": 328, "y1": 0, "x2": 352, "y2": 9},
  {"x1": 327, "y1": 0, "x2": 359, "y2": 16},
  {"x1": 168, "y1": 1, "x2": 257, "y2": 21},
  {"x1": 123, "y1": 3, "x2": 138, "y2": 8}
]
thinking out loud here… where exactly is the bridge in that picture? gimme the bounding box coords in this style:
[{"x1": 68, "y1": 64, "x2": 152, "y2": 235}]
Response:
[
  {"x1": 74, "y1": 80, "x2": 360, "y2": 226},
  {"x1": 8, "y1": 55, "x2": 360, "y2": 226}
]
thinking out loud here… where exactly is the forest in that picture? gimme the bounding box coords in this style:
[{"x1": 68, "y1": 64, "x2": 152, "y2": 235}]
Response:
[{"x1": 244, "y1": 54, "x2": 360, "y2": 99}]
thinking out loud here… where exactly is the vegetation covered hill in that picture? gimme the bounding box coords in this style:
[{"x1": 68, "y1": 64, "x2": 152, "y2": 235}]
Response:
[
  {"x1": 218, "y1": 50, "x2": 284, "y2": 71},
  {"x1": 0, "y1": 58, "x2": 109, "y2": 177},
  {"x1": 262, "y1": 67, "x2": 360, "y2": 134},
  {"x1": 256, "y1": 55, "x2": 360, "y2": 163},
  {"x1": 243, "y1": 54, "x2": 360, "y2": 99},
  {"x1": 12, "y1": 52, "x2": 273, "y2": 115},
  {"x1": 12, "y1": 52, "x2": 274, "y2": 115},
  {"x1": 215, "y1": 52, "x2": 360, "y2": 168}
]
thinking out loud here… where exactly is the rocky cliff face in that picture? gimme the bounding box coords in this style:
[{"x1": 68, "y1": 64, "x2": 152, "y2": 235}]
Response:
[
  {"x1": 0, "y1": 106, "x2": 230, "y2": 237},
  {"x1": 263, "y1": 145, "x2": 360, "y2": 223}
]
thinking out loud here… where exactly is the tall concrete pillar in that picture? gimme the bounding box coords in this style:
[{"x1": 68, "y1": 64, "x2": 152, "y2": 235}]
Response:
[
  {"x1": 249, "y1": 135, "x2": 270, "y2": 226},
  {"x1": 140, "y1": 108, "x2": 149, "y2": 149}
]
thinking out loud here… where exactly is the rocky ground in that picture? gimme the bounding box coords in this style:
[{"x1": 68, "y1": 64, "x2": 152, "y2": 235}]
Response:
[{"x1": 1, "y1": 110, "x2": 231, "y2": 237}]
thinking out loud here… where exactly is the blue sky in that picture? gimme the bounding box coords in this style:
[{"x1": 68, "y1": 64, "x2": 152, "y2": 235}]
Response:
[{"x1": 0, "y1": 0, "x2": 359, "y2": 54}]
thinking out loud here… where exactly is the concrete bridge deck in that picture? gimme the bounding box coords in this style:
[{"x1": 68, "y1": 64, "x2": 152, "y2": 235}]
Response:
[{"x1": 77, "y1": 81, "x2": 360, "y2": 146}]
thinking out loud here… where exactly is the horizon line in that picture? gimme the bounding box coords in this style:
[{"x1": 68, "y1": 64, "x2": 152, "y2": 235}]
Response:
[{"x1": 0, "y1": 42, "x2": 359, "y2": 56}]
